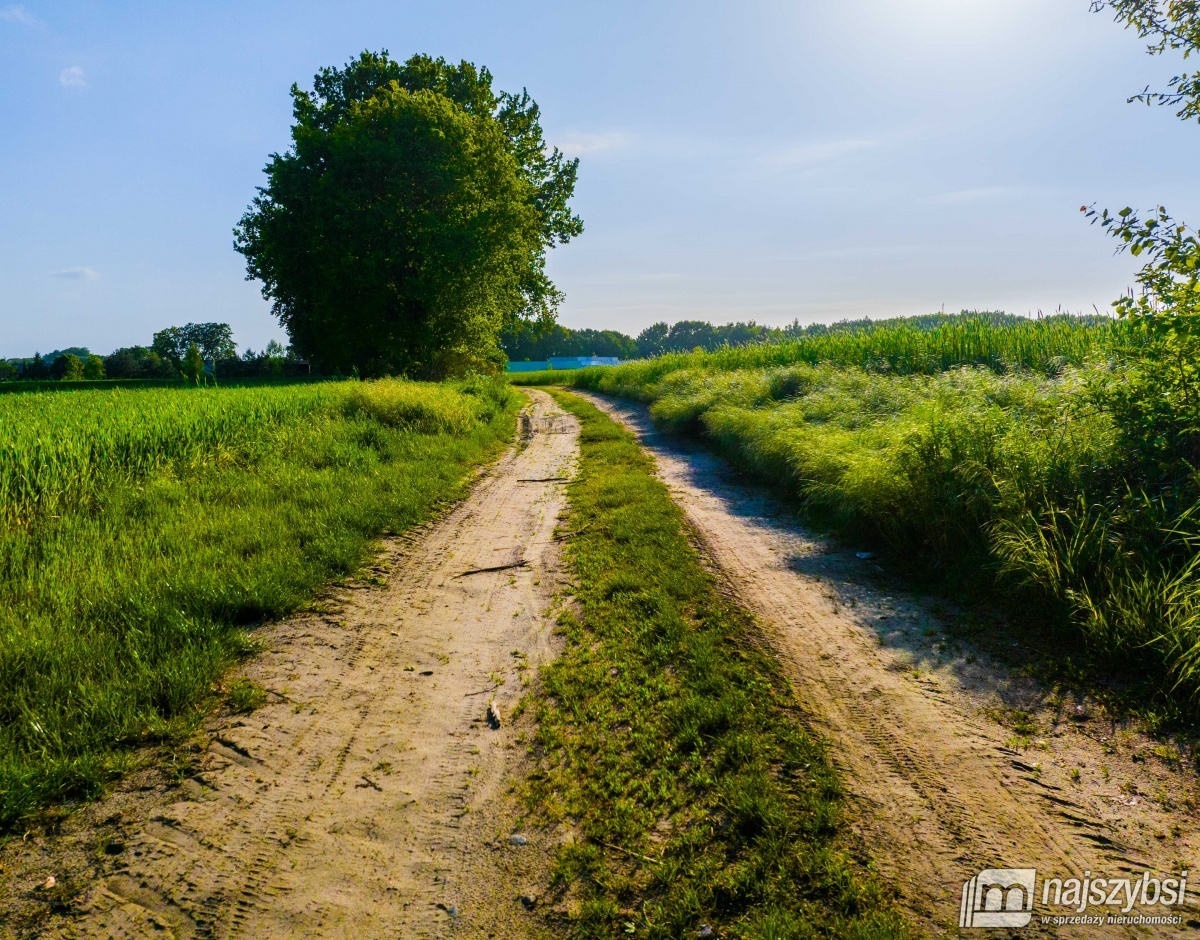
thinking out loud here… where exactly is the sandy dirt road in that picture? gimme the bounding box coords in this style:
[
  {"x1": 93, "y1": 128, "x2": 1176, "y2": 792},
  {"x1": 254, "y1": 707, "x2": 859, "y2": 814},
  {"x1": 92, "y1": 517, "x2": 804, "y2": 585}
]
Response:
[
  {"x1": 1, "y1": 389, "x2": 576, "y2": 940},
  {"x1": 576, "y1": 390, "x2": 1200, "y2": 939}
]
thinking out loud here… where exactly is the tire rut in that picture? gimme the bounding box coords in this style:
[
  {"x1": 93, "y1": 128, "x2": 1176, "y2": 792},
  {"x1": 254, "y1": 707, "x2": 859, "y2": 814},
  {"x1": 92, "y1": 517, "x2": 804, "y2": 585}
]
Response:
[{"x1": 14, "y1": 390, "x2": 577, "y2": 940}]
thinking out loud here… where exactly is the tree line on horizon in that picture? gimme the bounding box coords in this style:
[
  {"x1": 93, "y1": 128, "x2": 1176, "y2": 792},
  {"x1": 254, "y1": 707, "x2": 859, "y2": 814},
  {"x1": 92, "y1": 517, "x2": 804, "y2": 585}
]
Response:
[
  {"x1": 0, "y1": 322, "x2": 305, "y2": 383},
  {"x1": 500, "y1": 309, "x2": 1109, "y2": 362},
  {"x1": 0, "y1": 47, "x2": 1118, "y2": 384}
]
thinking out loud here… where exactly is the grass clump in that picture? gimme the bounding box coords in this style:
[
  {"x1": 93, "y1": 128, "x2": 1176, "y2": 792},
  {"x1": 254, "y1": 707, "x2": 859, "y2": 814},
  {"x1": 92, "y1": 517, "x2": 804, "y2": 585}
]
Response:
[
  {"x1": 223, "y1": 678, "x2": 268, "y2": 715},
  {"x1": 0, "y1": 376, "x2": 516, "y2": 830},
  {"x1": 527, "y1": 391, "x2": 914, "y2": 939}
]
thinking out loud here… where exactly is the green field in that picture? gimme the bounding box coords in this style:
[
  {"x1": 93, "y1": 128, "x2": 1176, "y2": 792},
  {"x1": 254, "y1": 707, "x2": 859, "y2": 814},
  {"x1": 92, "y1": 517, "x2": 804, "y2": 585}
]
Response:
[
  {"x1": 514, "y1": 314, "x2": 1122, "y2": 387},
  {"x1": 0, "y1": 378, "x2": 516, "y2": 830},
  {"x1": 515, "y1": 315, "x2": 1200, "y2": 716},
  {"x1": 0, "y1": 376, "x2": 330, "y2": 396},
  {"x1": 527, "y1": 391, "x2": 912, "y2": 939}
]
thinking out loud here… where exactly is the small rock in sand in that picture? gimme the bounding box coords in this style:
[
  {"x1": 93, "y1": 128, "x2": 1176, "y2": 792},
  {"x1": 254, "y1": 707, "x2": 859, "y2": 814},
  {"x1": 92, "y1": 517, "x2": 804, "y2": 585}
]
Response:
[{"x1": 509, "y1": 833, "x2": 527, "y2": 846}]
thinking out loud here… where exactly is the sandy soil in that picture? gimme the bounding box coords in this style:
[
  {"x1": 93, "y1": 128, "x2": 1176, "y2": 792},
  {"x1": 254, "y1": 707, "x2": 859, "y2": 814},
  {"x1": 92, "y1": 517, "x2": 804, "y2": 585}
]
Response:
[
  {"x1": 0, "y1": 389, "x2": 577, "y2": 940},
  {"x1": 575, "y1": 390, "x2": 1200, "y2": 939}
]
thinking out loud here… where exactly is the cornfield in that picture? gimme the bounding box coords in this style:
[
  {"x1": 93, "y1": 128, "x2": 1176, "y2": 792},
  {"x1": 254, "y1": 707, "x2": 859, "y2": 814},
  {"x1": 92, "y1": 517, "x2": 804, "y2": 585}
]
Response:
[
  {"x1": 514, "y1": 315, "x2": 1124, "y2": 393},
  {"x1": 0, "y1": 377, "x2": 515, "y2": 829},
  {"x1": 0, "y1": 379, "x2": 495, "y2": 528}
]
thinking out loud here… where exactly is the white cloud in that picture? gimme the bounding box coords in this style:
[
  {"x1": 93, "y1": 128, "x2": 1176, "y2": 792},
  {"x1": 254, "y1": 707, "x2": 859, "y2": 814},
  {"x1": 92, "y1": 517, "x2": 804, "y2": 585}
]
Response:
[
  {"x1": 557, "y1": 131, "x2": 630, "y2": 156},
  {"x1": 0, "y1": 5, "x2": 38, "y2": 26},
  {"x1": 52, "y1": 267, "x2": 100, "y2": 280},
  {"x1": 59, "y1": 66, "x2": 86, "y2": 88}
]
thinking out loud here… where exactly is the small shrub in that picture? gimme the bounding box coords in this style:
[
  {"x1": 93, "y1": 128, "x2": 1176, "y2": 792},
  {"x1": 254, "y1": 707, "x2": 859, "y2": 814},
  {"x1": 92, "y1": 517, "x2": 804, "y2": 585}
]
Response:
[{"x1": 224, "y1": 678, "x2": 267, "y2": 714}]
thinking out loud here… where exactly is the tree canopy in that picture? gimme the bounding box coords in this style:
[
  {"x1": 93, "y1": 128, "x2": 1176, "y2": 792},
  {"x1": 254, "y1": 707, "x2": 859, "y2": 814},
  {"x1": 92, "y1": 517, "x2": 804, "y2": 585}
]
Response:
[
  {"x1": 152, "y1": 323, "x2": 236, "y2": 365},
  {"x1": 235, "y1": 51, "x2": 581, "y2": 377}
]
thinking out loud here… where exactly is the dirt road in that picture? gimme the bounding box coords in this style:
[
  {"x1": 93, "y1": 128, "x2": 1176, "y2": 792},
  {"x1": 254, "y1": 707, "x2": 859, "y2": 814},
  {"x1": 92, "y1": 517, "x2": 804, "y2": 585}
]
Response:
[
  {"x1": 7, "y1": 385, "x2": 1199, "y2": 938},
  {"x1": 576, "y1": 391, "x2": 1200, "y2": 938},
  {"x1": 1, "y1": 389, "x2": 576, "y2": 940}
]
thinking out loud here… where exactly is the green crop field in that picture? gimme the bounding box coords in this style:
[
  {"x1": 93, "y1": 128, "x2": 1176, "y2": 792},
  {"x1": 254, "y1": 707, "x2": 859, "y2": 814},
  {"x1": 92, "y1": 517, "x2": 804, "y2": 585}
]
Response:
[
  {"x1": 515, "y1": 315, "x2": 1200, "y2": 718},
  {"x1": 514, "y1": 314, "x2": 1124, "y2": 389},
  {"x1": 0, "y1": 378, "x2": 516, "y2": 830}
]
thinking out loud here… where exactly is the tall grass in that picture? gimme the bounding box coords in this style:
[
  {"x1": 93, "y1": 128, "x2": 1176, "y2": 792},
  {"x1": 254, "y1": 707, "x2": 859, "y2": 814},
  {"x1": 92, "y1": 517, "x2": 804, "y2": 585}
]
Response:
[
  {"x1": 0, "y1": 379, "x2": 490, "y2": 526},
  {"x1": 513, "y1": 315, "x2": 1123, "y2": 393},
  {"x1": 523, "y1": 314, "x2": 1200, "y2": 711},
  {"x1": 0, "y1": 377, "x2": 516, "y2": 829}
]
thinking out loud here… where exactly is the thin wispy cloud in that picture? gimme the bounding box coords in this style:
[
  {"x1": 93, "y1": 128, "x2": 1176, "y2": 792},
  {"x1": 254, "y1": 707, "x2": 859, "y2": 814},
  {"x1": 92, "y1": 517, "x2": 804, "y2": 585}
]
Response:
[
  {"x1": 51, "y1": 267, "x2": 100, "y2": 281},
  {"x1": 557, "y1": 131, "x2": 630, "y2": 156},
  {"x1": 59, "y1": 66, "x2": 86, "y2": 88},
  {"x1": 0, "y1": 5, "x2": 38, "y2": 26}
]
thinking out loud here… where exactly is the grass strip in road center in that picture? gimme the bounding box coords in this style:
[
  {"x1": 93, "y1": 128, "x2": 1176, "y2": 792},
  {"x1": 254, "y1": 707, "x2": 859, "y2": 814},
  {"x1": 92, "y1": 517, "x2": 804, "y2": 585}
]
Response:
[{"x1": 526, "y1": 390, "x2": 915, "y2": 939}]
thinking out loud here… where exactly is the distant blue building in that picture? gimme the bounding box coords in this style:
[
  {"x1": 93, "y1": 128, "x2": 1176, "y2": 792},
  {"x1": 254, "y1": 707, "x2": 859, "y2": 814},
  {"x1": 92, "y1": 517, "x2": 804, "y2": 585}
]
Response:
[
  {"x1": 548, "y1": 356, "x2": 621, "y2": 370},
  {"x1": 504, "y1": 356, "x2": 621, "y2": 373}
]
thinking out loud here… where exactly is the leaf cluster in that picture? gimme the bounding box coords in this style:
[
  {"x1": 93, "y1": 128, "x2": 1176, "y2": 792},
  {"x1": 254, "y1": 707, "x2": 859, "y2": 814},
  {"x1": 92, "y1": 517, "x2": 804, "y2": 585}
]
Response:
[
  {"x1": 1087, "y1": 5, "x2": 1200, "y2": 476},
  {"x1": 1092, "y1": 1, "x2": 1200, "y2": 121},
  {"x1": 1083, "y1": 204, "x2": 1200, "y2": 476}
]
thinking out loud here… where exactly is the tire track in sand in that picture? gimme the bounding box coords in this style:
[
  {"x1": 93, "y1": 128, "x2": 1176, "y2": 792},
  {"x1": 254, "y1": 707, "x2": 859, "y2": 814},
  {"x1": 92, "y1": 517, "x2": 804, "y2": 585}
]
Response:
[
  {"x1": 574, "y1": 390, "x2": 1198, "y2": 939},
  {"x1": 14, "y1": 389, "x2": 576, "y2": 940}
]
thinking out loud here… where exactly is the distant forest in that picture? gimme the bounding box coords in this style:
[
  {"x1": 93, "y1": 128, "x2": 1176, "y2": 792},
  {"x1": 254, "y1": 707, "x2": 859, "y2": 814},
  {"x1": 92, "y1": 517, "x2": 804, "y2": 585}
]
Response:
[
  {"x1": 0, "y1": 329, "x2": 304, "y2": 382},
  {"x1": 500, "y1": 310, "x2": 1106, "y2": 361}
]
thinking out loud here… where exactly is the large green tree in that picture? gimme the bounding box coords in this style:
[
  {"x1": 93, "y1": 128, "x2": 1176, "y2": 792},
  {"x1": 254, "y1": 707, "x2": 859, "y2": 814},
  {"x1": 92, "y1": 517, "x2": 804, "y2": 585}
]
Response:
[
  {"x1": 152, "y1": 323, "x2": 236, "y2": 363},
  {"x1": 153, "y1": 322, "x2": 237, "y2": 377},
  {"x1": 235, "y1": 52, "x2": 582, "y2": 377}
]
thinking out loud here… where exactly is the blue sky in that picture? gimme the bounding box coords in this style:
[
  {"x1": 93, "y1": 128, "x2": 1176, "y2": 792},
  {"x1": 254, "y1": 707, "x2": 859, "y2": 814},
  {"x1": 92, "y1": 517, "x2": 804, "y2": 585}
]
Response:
[{"x1": 1, "y1": 0, "x2": 1198, "y2": 357}]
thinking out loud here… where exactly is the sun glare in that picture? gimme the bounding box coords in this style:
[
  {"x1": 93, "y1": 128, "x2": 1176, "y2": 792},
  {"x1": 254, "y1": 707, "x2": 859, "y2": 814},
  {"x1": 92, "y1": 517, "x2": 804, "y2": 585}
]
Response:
[{"x1": 878, "y1": 0, "x2": 1037, "y2": 42}]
